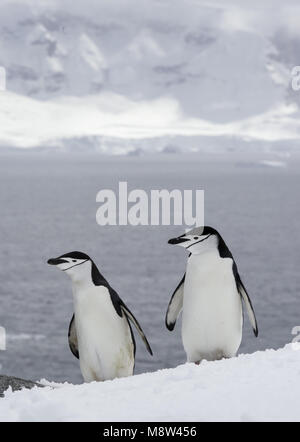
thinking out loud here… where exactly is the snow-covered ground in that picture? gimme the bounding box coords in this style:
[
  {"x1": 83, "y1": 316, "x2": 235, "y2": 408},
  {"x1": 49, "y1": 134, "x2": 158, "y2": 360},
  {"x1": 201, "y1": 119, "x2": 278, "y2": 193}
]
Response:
[{"x1": 1, "y1": 344, "x2": 300, "y2": 422}]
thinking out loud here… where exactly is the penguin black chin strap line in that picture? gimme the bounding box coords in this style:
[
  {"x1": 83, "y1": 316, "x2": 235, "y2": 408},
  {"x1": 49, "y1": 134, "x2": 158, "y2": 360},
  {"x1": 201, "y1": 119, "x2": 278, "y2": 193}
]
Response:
[
  {"x1": 186, "y1": 233, "x2": 212, "y2": 250},
  {"x1": 62, "y1": 259, "x2": 89, "y2": 271}
]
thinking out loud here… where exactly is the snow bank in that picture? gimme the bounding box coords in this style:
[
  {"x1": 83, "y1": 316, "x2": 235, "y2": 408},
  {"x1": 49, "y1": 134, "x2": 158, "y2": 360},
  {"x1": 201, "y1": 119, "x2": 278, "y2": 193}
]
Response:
[
  {"x1": 0, "y1": 344, "x2": 300, "y2": 421},
  {"x1": 0, "y1": 90, "x2": 299, "y2": 151}
]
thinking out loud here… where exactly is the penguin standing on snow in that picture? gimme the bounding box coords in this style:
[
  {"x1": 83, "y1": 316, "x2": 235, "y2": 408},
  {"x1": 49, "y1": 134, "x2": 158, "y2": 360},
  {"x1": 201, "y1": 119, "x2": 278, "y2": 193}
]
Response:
[
  {"x1": 165, "y1": 227, "x2": 258, "y2": 363},
  {"x1": 47, "y1": 251, "x2": 152, "y2": 382}
]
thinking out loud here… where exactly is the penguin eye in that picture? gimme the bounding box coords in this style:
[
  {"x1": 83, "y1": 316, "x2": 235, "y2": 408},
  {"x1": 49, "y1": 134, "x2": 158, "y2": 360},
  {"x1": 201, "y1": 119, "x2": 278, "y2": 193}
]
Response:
[
  {"x1": 72, "y1": 260, "x2": 77, "y2": 262},
  {"x1": 194, "y1": 236, "x2": 199, "y2": 240}
]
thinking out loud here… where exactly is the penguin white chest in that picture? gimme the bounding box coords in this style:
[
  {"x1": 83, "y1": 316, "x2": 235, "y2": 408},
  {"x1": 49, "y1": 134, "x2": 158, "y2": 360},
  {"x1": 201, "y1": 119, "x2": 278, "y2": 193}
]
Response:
[
  {"x1": 182, "y1": 252, "x2": 243, "y2": 362},
  {"x1": 72, "y1": 285, "x2": 134, "y2": 382}
]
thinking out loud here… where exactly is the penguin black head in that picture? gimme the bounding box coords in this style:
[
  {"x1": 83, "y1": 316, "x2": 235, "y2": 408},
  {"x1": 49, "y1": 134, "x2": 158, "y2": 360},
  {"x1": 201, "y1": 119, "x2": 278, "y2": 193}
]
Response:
[
  {"x1": 47, "y1": 251, "x2": 93, "y2": 276},
  {"x1": 168, "y1": 226, "x2": 220, "y2": 254},
  {"x1": 47, "y1": 252, "x2": 106, "y2": 285}
]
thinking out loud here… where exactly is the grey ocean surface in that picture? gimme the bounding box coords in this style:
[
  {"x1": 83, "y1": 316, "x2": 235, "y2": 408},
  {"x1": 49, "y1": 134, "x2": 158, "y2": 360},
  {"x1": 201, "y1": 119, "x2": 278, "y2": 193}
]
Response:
[{"x1": 0, "y1": 153, "x2": 299, "y2": 384}]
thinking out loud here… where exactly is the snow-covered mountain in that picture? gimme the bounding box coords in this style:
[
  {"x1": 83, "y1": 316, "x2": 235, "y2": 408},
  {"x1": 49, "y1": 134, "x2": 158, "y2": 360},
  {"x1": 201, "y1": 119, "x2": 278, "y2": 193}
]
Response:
[{"x1": 0, "y1": 0, "x2": 300, "y2": 153}]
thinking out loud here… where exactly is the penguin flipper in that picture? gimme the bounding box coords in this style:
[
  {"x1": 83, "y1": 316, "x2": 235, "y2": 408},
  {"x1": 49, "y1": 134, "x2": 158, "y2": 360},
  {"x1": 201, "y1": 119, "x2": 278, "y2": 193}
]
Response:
[
  {"x1": 238, "y1": 281, "x2": 258, "y2": 337},
  {"x1": 233, "y1": 263, "x2": 258, "y2": 337},
  {"x1": 165, "y1": 274, "x2": 185, "y2": 331},
  {"x1": 120, "y1": 303, "x2": 153, "y2": 356},
  {"x1": 109, "y1": 288, "x2": 153, "y2": 356},
  {"x1": 68, "y1": 314, "x2": 79, "y2": 359}
]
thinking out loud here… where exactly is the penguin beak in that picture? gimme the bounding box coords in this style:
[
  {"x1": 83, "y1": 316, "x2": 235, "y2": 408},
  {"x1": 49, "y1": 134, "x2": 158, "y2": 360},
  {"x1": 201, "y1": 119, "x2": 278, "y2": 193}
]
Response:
[
  {"x1": 47, "y1": 258, "x2": 68, "y2": 266},
  {"x1": 168, "y1": 236, "x2": 190, "y2": 245}
]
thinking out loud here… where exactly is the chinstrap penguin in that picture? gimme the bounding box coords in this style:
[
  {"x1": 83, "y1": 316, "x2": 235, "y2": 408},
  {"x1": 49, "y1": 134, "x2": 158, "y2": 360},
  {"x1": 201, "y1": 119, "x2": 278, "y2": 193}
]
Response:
[
  {"x1": 165, "y1": 226, "x2": 258, "y2": 363},
  {"x1": 47, "y1": 251, "x2": 152, "y2": 382}
]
